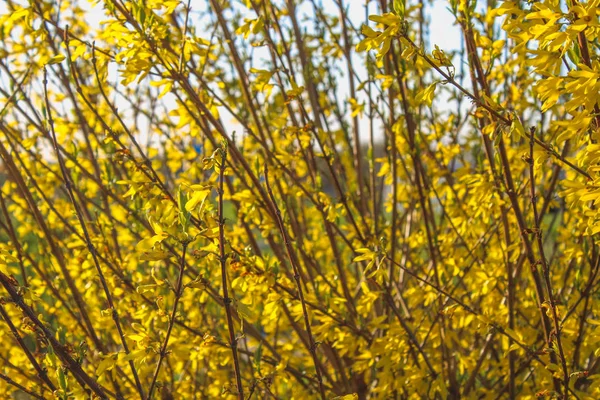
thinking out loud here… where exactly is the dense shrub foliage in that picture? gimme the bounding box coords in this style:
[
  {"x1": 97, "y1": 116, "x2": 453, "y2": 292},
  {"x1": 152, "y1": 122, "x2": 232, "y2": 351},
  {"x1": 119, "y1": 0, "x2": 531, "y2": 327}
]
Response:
[{"x1": 0, "y1": 0, "x2": 600, "y2": 398}]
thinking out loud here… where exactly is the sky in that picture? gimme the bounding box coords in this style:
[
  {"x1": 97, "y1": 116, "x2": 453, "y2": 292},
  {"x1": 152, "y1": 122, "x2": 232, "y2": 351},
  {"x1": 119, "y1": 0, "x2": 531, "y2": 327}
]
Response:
[
  {"x1": 0, "y1": 0, "x2": 466, "y2": 146},
  {"x1": 79, "y1": 1, "x2": 463, "y2": 55}
]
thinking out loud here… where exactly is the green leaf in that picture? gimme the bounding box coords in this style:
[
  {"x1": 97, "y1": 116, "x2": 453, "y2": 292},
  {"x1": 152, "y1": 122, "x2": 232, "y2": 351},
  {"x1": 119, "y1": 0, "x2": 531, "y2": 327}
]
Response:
[
  {"x1": 178, "y1": 186, "x2": 191, "y2": 232},
  {"x1": 254, "y1": 341, "x2": 263, "y2": 375},
  {"x1": 510, "y1": 115, "x2": 527, "y2": 140},
  {"x1": 393, "y1": 0, "x2": 405, "y2": 18},
  {"x1": 57, "y1": 367, "x2": 67, "y2": 391},
  {"x1": 236, "y1": 300, "x2": 256, "y2": 321}
]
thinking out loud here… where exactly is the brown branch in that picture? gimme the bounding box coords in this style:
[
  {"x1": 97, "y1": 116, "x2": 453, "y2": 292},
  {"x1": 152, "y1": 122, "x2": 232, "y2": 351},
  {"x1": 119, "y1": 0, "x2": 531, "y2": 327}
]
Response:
[
  {"x1": 264, "y1": 162, "x2": 327, "y2": 400},
  {"x1": 217, "y1": 144, "x2": 245, "y2": 400},
  {"x1": 146, "y1": 241, "x2": 189, "y2": 399},
  {"x1": 43, "y1": 65, "x2": 145, "y2": 399}
]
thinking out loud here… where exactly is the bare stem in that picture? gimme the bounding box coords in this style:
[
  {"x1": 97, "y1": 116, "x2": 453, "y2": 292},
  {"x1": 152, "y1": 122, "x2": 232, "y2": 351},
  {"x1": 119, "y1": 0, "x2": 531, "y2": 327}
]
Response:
[
  {"x1": 43, "y1": 66, "x2": 145, "y2": 399},
  {"x1": 146, "y1": 242, "x2": 188, "y2": 399},
  {"x1": 217, "y1": 144, "x2": 245, "y2": 400},
  {"x1": 264, "y1": 162, "x2": 327, "y2": 400}
]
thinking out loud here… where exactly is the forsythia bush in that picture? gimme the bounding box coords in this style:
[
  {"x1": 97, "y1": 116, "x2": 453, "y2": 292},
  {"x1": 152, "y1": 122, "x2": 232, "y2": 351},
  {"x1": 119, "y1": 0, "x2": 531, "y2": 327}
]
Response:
[{"x1": 1, "y1": 0, "x2": 600, "y2": 398}]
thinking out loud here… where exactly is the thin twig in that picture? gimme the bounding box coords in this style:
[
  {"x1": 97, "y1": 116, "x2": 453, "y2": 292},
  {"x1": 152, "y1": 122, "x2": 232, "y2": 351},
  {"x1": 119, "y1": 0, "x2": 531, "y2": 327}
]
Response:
[
  {"x1": 43, "y1": 66, "x2": 145, "y2": 399},
  {"x1": 217, "y1": 143, "x2": 245, "y2": 400},
  {"x1": 264, "y1": 162, "x2": 327, "y2": 400},
  {"x1": 146, "y1": 241, "x2": 189, "y2": 399}
]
